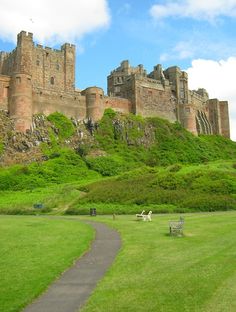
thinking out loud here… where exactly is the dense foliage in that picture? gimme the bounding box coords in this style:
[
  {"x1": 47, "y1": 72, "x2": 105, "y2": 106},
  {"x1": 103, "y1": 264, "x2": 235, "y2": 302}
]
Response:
[
  {"x1": 70, "y1": 162, "x2": 236, "y2": 214},
  {"x1": 0, "y1": 110, "x2": 236, "y2": 214},
  {"x1": 47, "y1": 112, "x2": 75, "y2": 139},
  {"x1": 0, "y1": 149, "x2": 100, "y2": 191},
  {"x1": 94, "y1": 110, "x2": 236, "y2": 167}
]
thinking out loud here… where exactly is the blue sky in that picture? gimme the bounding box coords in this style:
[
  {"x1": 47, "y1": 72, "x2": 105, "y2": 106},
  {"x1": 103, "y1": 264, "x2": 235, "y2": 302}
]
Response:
[{"x1": 0, "y1": 0, "x2": 236, "y2": 140}]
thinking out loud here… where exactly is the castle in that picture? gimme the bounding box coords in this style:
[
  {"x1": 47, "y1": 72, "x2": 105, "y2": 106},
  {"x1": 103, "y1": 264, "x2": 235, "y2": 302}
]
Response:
[{"x1": 0, "y1": 31, "x2": 230, "y2": 138}]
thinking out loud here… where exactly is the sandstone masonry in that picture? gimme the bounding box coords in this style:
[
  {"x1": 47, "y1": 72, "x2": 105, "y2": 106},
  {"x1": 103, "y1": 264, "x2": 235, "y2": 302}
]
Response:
[{"x1": 0, "y1": 31, "x2": 230, "y2": 138}]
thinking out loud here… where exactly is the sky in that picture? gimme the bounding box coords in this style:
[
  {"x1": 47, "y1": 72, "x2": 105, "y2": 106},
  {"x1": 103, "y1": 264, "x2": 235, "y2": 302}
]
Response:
[{"x1": 0, "y1": 0, "x2": 236, "y2": 140}]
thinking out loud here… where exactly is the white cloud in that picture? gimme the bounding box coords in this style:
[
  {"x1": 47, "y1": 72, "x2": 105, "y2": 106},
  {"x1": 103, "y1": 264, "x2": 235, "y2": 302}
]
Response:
[
  {"x1": 186, "y1": 57, "x2": 236, "y2": 141},
  {"x1": 150, "y1": 0, "x2": 236, "y2": 21},
  {"x1": 0, "y1": 0, "x2": 110, "y2": 45}
]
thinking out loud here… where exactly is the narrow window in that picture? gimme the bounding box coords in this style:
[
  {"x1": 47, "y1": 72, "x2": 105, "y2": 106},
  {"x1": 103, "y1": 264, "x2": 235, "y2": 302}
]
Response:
[
  {"x1": 56, "y1": 64, "x2": 60, "y2": 70},
  {"x1": 50, "y1": 77, "x2": 55, "y2": 85},
  {"x1": 36, "y1": 60, "x2": 40, "y2": 66},
  {"x1": 3, "y1": 87, "x2": 9, "y2": 97},
  {"x1": 16, "y1": 77, "x2": 21, "y2": 84}
]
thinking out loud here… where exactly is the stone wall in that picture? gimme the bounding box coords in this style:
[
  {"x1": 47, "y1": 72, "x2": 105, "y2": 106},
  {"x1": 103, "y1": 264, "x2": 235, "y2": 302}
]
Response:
[
  {"x1": 134, "y1": 76, "x2": 176, "y2": 121},
  {"x1": 32, "y1": 46, "x2": 64, "y2": 90},
  {"x1": 0, "y1": 33, "x2": 231, "y2": 138},
  {"x1": 0, "y1": 50, "x2": 17, "y2": 76},
  {"x1": 187, "y1": 90, "x2": 212, "y2": 135},
  {"x1": 32, "y1": 88, "x2": 86, "y2": 120},
  {"x1": 104, "y1": 96, "x2": 132, "y2": 114},
  {"x1": 208, "y1": 99, "x2": 221, "y2": 135},
  {"x1": 0, "y1": 75, "x2": 10, "y2": 110},
  {"x1": 219, "y1": 101, "x2": 230, "y2": 138}
]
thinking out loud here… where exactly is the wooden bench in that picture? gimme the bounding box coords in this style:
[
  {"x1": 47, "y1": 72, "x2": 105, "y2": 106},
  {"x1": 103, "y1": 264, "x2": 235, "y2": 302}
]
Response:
[{"x1": 169, "y1": 217, "x2": 184, "y2": 236}]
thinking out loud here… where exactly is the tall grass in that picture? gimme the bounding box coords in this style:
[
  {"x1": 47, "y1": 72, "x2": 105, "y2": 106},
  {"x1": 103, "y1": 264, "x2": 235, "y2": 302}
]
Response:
[{"x1": 70, "y1": 161, "x2": 236, "y2": 214}]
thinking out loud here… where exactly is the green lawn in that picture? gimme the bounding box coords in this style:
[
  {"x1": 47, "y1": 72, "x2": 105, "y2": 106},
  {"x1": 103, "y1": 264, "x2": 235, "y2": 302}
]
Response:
[
  {"x1": 80, "y1": 212, "x2": 236, "y2": 312},
  {"x1": 1, "y1": 213, "x2": 236, "y2": 312},
  {"x1": 0, "y1": 216, "x2": 94, "y2": 312}
]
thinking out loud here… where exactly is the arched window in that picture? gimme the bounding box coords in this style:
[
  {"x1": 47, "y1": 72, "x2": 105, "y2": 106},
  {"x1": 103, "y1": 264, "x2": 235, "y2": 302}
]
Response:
[
  {"x1": 16, "y1": 77, "x2": 21, "y2": 84},
  {"x1": 50, "y1": 77, "x2": 55, "y2": 85}
]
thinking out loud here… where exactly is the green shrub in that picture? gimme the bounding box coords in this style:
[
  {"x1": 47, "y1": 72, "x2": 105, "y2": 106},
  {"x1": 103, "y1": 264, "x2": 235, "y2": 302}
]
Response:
[
  {"x1": 85, "y1": 156, "x2": 126, "y2": 176},
  {"x1": 168, "y1": 164, "x2": 182, "y2": 172},
  {"x1": 0, "y1": 149, "x2": 99, "y2": 191},
  {"x1": 0, "y1": 141, "x2": 4, "y2": 155},
  {"x1": 0, "y1": 208, "x2": 37, "y2": 215},
  {"x1": 180, "y1": 194, "x2": 236, "y2": 211},
  {"x1": 103, "y1": 108, "x2": 117, "y2": 119},
  {"x1": 47, "y1": 112, "x2": 75, "y2": 139},
  {"x1": 65, "y1": 207, "x2": 89, "y2": 215}
]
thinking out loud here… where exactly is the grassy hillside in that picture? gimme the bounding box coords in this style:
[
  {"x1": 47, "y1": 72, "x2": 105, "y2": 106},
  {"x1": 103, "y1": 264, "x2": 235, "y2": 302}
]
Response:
[
  {"x1": 69, "y1": 161, "x2": 236, "y2": 214},
  {"x1": 0, "y1": 110, "x2": 236, "y2": 214},
  {"x1": 92, "y1": 109, "x2": 236, "y2": 168}
]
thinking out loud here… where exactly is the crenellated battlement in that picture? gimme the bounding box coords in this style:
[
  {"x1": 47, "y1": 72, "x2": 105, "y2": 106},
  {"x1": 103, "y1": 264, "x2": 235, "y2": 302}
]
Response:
[{"x1": 0, "y1": 31, "x2": 231, "y2": 137}]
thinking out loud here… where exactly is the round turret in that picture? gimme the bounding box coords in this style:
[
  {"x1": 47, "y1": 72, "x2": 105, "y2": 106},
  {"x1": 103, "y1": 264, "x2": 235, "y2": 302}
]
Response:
[
  {"x1": 85, "y1": 87, "x2": 104, "y2": 121},
  {"x1": 9, "y1": 73, "x2": 33, "y2": 132}
]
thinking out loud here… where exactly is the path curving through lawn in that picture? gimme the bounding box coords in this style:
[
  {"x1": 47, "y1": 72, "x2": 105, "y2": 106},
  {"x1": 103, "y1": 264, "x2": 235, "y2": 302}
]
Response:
[{"x1": 23, "y1": 220, "x2": 121, "y2": 312}]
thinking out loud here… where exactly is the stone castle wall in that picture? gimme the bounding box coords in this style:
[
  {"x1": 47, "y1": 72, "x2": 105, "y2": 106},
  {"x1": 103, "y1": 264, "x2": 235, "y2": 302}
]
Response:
[
  {"x1": 0, "y1": 31, "x2": 231, "y2": 139},
  {"x1": 134, "y1": 76, "x2": 176, "y2": 121},
  {"x1": 0, "y1": 75, "x2": 10, "y2": 111},
  {"x1": 32, "y1": 88, "x2": 86, "y2": 120}
]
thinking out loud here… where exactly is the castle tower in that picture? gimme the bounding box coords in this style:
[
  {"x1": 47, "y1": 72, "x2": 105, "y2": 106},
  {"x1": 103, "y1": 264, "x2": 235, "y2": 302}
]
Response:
[
  {"x1": 14, "y1": 31, "x2": 34, "y2": 74},
  {"x1": 84, "y1": 87, "x2": 104, "y2": 121},
  {"x1": 164, "y1": 66, "x2": 199, "y2": 134},
  {"x1": 8, "y1": 31, "x2": 33, "y2": 132},
  {"x1": 61, "y1": 43, "x2": 75, "y2": 92},
  {"x1": 219, "y1": 101, "x2": 230, "y2": 138},
  {"x1": 208, "y1": 99, "x2": 230, "y2": 138},
  {"x1": 9, "y1": 73, "x2": 33, "y2": 132}
]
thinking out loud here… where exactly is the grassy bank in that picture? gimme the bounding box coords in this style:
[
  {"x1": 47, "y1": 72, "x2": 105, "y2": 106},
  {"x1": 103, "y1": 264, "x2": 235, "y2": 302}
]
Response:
[
  {"x1": 80, "y1": 212, "x2": 236, "y2": 312},
  {"x1": 1, "y1": 160, "x2": 236, "y2": 215},
  {"x1": 0, "y1": 216, "x2": 94, "y2": 312},
  {"x1": 69, "y1": 160, "x2": 236, "y2": 214},
  {"x1": 0, "y1": 111, "x2": 236, "y2": 215}
]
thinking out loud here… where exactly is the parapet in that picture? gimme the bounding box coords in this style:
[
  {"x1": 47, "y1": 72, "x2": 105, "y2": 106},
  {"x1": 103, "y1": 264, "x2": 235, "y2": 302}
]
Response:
[
  {"x1": 195, "y1": 88, "x2": 209, "y2": 99},
  {"x1": 61, "y1": 43, "x2": 76, "y2": 51},
  {"x1": 17, "y1": 31, "x2": 33, "y2": 45}
]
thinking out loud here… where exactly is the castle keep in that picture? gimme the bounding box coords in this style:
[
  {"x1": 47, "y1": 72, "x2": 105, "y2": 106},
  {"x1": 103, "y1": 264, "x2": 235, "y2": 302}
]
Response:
[{"x1": 0, "y1": 31, "x2": 230, "y2": 138}]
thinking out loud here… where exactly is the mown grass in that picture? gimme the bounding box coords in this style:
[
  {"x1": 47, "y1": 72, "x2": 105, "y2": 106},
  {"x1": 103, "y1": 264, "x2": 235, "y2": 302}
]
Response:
[
  {"x1": 0, "y1": 181, "x2": 100, "y2": 215},
  {"x1": 0, "y1": 216, "x2": 94, "y2": 312},
  {"x1": 80, "y1": 212, "x2": 236, "y2": 312}
]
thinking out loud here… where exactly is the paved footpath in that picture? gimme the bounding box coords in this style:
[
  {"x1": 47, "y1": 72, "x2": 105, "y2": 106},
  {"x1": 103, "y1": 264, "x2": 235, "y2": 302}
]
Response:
[{"x1": 23, "y1": 220, "x2": 121, "y2": 312}]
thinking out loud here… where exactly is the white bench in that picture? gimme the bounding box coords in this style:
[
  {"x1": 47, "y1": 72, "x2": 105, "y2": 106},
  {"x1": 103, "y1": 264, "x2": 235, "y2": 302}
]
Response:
[
  {"x1": 136, "y1": 210, "x2": 152, "y2": 221},
  {"x1": 136, "y1": 210, "x2": 145, "y2": 220},
  {"x1": 143, "y1": 211, "x2": 152, "y2": 221}
]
